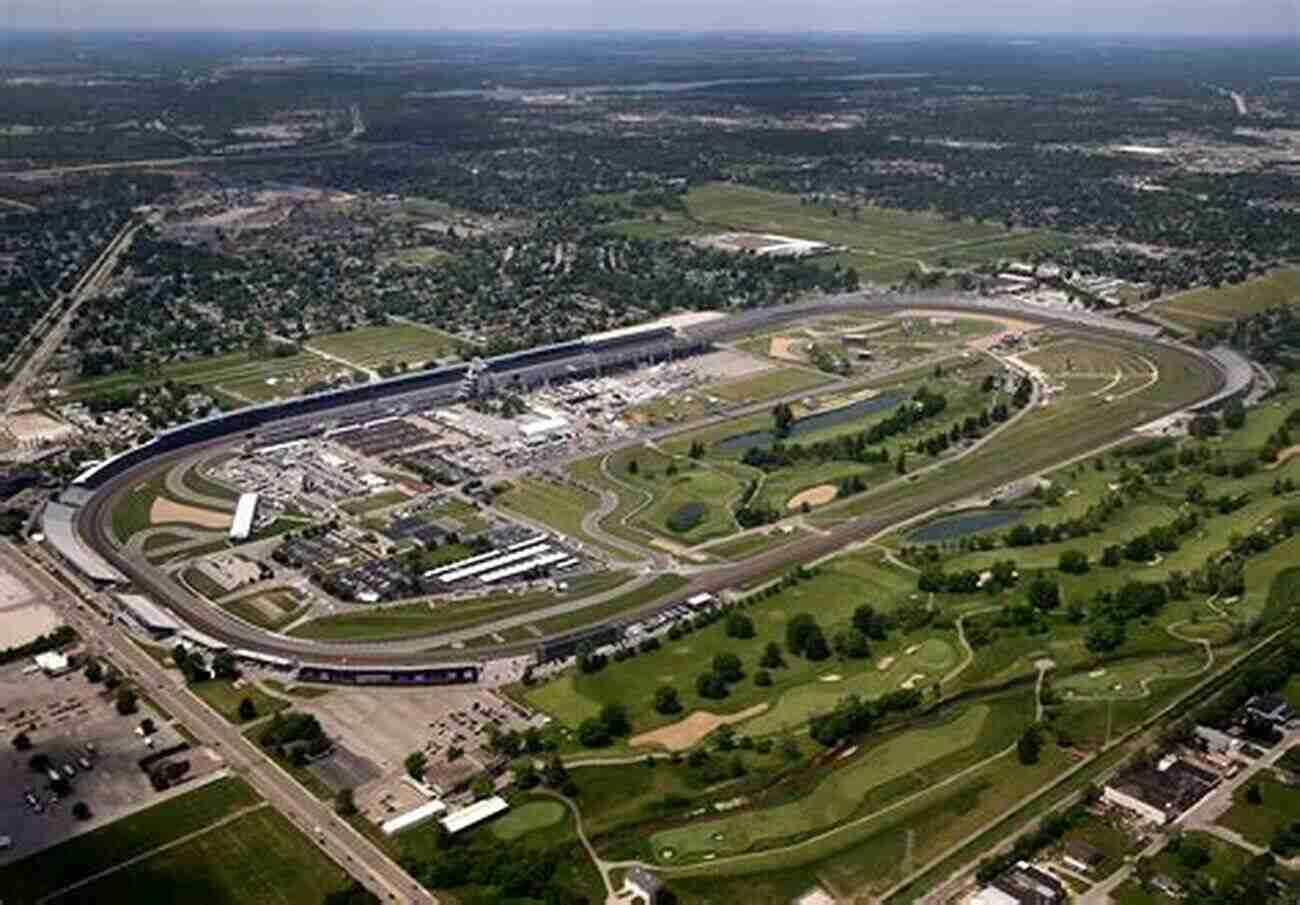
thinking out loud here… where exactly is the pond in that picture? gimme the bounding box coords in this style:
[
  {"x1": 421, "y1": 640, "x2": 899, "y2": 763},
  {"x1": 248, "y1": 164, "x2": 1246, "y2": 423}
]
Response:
[
  {"x1": 716, "y1": 392, "x2": 903, "y2": 454},
  {"x1": 909, "y1": 508, "x2": 1025, "y2": 543}
]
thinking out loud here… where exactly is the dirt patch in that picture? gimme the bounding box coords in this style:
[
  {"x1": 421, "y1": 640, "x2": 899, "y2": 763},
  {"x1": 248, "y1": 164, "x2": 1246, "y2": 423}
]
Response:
[
  {"x1": 1268, "y1": 444, "x2": 1300, "y2": 470},
  {"x1": 630, "y1": 704, "x2": 768, "y2": 752},
  {"x1": 768, "y1": 336, "x2": 805, "y2": 363},
  {"x1": 787, "y1": 484, "x2": 837, "y2": 510},
  {"x1": 150, "y1": 497, "x2": 233, "y2": 530}
]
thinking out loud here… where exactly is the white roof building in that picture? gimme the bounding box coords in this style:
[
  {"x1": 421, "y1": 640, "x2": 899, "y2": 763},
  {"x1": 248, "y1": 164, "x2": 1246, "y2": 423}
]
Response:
[
  {"x1": 34, "y1": 651, "x2": 72, "y2": 675},
  {"x1": 230, "y1": 493, "x2": 259, "y2": 541},
  {"x1": 381, "y1": 799, "x2": 447, "y2": 836},
  {"x1": 439, "y1": 796, "x2": 509, "y2": 834}
]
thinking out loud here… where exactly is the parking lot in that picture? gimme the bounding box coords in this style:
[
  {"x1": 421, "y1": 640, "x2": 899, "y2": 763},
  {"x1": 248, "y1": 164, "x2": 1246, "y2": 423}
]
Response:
[{"x1": 0, "y1": 661, "x2": 201, "y2": 864}]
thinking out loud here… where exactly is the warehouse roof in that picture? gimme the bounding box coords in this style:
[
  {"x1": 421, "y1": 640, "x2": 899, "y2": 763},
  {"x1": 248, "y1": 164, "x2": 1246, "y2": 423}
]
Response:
[{"x1": 439, "y1": 796, "x2": 508, "y2": 834}]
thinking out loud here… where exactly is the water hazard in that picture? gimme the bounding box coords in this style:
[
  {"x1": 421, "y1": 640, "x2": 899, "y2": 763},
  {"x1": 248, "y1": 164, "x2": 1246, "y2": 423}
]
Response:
[{"x1": 716, "y1": 393, "x2": 903, "y2": 453}]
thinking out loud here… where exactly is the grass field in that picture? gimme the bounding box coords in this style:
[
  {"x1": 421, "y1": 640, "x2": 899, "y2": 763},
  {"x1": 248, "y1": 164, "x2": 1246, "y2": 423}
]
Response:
[
  {"x1": 61, "y1": 348, "x2": 362, "y2": 405},
  {"x1": 52, "y1": 806, "x2": 351, "y2": 905},
  {"x1": 651, "y1": 704, "x2": 991, "y2": 861},
  {"x1": 523, "y1": 551, "x2": 919, "y2": 733},
  {"x1": 497, "y1": 476, "x2": 639, "y2": 560},
  {"x1": 1157, "y1": 269, "x2": 1300, "y2": 331},
  {"x1": 490, "y1": 800, "x2": 568, "y2": 841},
  {"x1": 289, "y1": 572, "x2": 635, "y2": 642},
  {"x1": 307, "y1": 322, "x2": 463, "y2": 369},
  {"x1": 709, "y1": 367, "x2": 831, "y2": 402},
  {"x1": 655, "y1": 183, "x2": 1074, "y2": 283},
  {"x1": 702, "y1": 527, "x2": 807, "y2": 561},
  {"x1": 222, "y1": 589, "x2": 306, "y2": 631},
  {"x1": 0, "y1": 778, "x2": 260, "y2": 903},
  {"x1": 340, "y1": 489, "x2": 410, "y2": 515},
  {"x1": 191, "y1": 679, "x2": 290, "y2": 723},
  {"x1": 1218, "y1": 774, "x2": 1300, "y2": 847}
]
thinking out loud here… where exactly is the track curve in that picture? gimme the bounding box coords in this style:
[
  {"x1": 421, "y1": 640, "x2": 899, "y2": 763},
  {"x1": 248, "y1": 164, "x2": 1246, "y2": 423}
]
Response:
[{"x1": 72, "y1": 292, "x2": 1233, "y2": 666}]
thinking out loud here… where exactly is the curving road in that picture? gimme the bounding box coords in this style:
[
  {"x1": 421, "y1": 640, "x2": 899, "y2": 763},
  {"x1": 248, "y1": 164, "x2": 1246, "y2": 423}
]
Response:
[{"x1": 72, "y1": 296, "x2": 1230, "y2": 667}]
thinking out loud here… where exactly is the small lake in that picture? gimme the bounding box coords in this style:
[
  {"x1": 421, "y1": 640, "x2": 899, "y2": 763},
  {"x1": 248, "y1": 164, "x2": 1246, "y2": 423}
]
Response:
[
  {"x1": 716, "y1": 392, "x2": 903, "y2": 453},
  {"x1": 910, "y1": 508, "x2": 1025, "y2": 543}
]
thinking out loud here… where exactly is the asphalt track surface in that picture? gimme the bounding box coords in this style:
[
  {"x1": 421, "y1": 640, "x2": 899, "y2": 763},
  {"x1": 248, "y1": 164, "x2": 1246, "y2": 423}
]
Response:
[{"x1": 76, "y1": 293, "x2": 1227, "y2": 666}]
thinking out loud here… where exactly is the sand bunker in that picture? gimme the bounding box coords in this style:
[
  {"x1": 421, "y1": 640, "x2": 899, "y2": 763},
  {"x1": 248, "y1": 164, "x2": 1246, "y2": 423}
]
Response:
[
  {"x1": 818, "y1": 674, "x2": 843, "y2": 683},
  {"x1": 787, "y1": 484, "x2": 837, "y2": 510},
  {"x1": 876, "y1": 656, "x2": 896, "y2": 672},
  {"x1": 1268, "y1": 445, "x2": 1300, "y2": 470},
  {"x1": 630, "y1": 704, "x2": 768, "y2": 752},
  {"x1": 150, "y1": 498, "x2": 233, "y2": 530}
]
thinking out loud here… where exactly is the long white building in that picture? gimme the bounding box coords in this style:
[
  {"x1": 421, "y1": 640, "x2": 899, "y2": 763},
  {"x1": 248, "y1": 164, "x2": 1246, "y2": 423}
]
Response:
[{"x1": 230, "y1": 493, "x2": 259, "y2": 541}]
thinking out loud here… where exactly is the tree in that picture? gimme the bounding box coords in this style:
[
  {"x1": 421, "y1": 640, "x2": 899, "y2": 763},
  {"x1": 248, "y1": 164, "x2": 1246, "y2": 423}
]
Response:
[
  {"x1": 1223, "y1": 398, "x2": 1247, "y2": 431},
  {"x1": 772, "y1": 402, "x2": 795, "y2": 438},
  {"x1": 212, "y1": 651, "x2": 239, "y2": 680},
  {"x1": 1027, "y1": 577, "x2": 1061, "y2": 611},
  {"x1": 626, "y1": 458, "x2": 639, "y2": 476},
  {"x1": 833, "y1": 628, "x2": 871, "y2": 659},
  {"x1": 713, "y1": 653, "x2": 744, "y2": 683},
  {"x1": 12, "y1": 731, "x2": 31, "y2": 751},
  {"x1": 654, "y1": 685, "x2": 682, "y2": 715},
  {"x1": 1247, "y1": 783, "x2": 1263, "y2": 805},
  {"x1": 71, "y1": 801, "x2": 92, "y2": 821},
  {"x1": 896, "y1": 451, "x2": 908, "y2": 475},
  {"x1": 335, "y1": 787, "x2": 358, "y2": 817},
  {"x1": 759, "y1": 641, "x2": 784, "y2": 669},
  {"x1": 696, "y1": 671, "x2": 728, "y2": 699},
  {"x1": 83, "y1": 659, "x2": 103, "y2": 683},
  {"x1": 852, "y1": 604, "x2": 888, "y2": 640},
  {"x1": 1058, "y1": 550, "x2": 1089, "y2": 575},
  {"x1": 1017, "y1": 726, "x2": 1042, "y2": 765},
  {"x1": 599, "y1": 703, "x2": 631, "y2": 737},
  {"x1": 405, "y1": 751, "x2": 427, "y2": 781},
  {"x1": 1101, "y1": 545, "x2": 1123, "y2": 567},
  {"x1": 786, "y1": 613, "x2": 823, "y2": 656},
  {"x1": 755, "y1": 669, "x2": 773, "y2": 687},
  {"x1": 238, "y1": 697, "x2": 257, "y2": 722},
  {"x1": 804, "y1": 628, "x2": 830, "y2": 661},
  {"x1": 577, "y1": 718, "x2": 611, "y2": 748},
  {"x1": 115, "y1": 688, "x2": 138, "y2": 715},
  {"x1": 471, "y1": 775, "x2": 495, "y2": 800},
  {"x1": 725, "y1": 612, "x2": 755, "y2": 639}
]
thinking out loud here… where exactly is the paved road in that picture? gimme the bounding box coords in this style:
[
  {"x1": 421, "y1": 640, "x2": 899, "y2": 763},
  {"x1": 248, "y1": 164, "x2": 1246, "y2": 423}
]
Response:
[
  {"x1": 3, "y1": 540, "x2": 433, "y2": 905},
  {"x1": 3, "y1": 218, "x2": 140, "y2": 415}
]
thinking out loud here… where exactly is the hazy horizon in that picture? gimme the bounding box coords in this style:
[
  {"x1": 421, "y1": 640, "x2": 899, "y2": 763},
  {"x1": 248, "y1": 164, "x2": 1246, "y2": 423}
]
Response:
[{"x1": 4, "y1": 0, "x2": 1298, "y2": 38}]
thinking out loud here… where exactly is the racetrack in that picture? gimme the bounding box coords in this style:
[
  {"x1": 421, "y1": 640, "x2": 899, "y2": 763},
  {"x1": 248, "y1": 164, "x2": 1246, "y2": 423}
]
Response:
[{"x1": 72, "y1": 292, "x2": 1230, "y2": 668}]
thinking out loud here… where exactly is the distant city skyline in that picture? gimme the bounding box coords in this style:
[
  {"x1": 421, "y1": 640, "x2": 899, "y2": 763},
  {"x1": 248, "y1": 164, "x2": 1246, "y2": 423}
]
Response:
[{"x1": 4, "y1": 0, "x2": 1298, "y2": 37}]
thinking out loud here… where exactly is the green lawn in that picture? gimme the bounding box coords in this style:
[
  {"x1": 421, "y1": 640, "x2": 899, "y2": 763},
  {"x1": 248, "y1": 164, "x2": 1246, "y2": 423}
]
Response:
[
  {"x1": 497, "y1": 476, "x2": 638, "y2": 560},
  {"x1": 52, "y1": 807, "x2": 351, "y2": 905},
  {"x1": 709, "y1": 367, "x2": 831, "y2": 402},
  {"x1": 181, "y1": 567, "x2": 231, "y2": 601},
  {"x1": 340, "y1": 489, "x2": 410, "y2": 515},
  {"x1": 0, "y1": 778, "x2": 260, "y2": 903},
  {"x1": 1219, "y1": 774, "x2": 1300, "y2": 847},
  {"x1": 490, "y1": 800, "x2": 568, "y2": 841},
  {"x1": 222, "y1": 590, "x2": 306, "y2": 631},
  {"x1": 307, "y1": 322, "x2": 463, "y2": 368},
  {"x1": 1158, "y1": 269, "x2": 1300, "y2": 331},
  {"x1": 289, "y1": 572, "x2": 636, "y2": 643},
  {"x1": 651, "y1": 704, "x2": 991, "y2": 861},
  {"x1": 524, "y1": 551, "x2": 921, "y2": 733},
  {"x1": 703, "y1": 527, "x2": 807, "y2": 561},
  {"x1": 191, "y1": 679, "x2": 291, "y2": 724}
]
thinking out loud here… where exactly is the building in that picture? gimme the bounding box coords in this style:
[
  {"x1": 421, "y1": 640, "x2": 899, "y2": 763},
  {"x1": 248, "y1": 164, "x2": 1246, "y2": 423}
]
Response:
[
  {"x1": 438, "y1": 795, "x2": 509, "y2": 835},
  {"x1": 34, "y1": 651, "x2": 72, "y2": 676},
  {"x1": 114, "y1": 593, "x2": 181, "y2": 637},
  {"x1": 973, "y1": 861, "x2": 1067, "y2": 905},
  {"x1": 230, "y1": 492, "x2": 259, "y2": 542},
  {"x1": 1245, "y1": 693, "x2": 1294, "y2": 727},
  {"x1": 1061, "y1": 839, "x2": 1107, "y2": 874},
  {"x1": 622, "y1": 866, "x2": 665, "y2": 905},
  {"x1": 1103, "y1": 756, "x2": 1218, "y2": 825},
  {"x1": 380, "y1": 799, "x2": 447, "y2": 836},
  {"x1": 1193, "y1": 725, "x2": 1241, "y2": 755}
]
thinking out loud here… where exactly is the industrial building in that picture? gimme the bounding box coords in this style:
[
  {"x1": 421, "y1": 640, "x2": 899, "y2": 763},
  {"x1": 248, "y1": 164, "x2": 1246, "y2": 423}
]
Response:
[
  {"x1": 1102, "y1": 755, "x2": 1218, "y2": 825},
  {"x1": 970, "y1": 861, "x2": 1066, "y2": 905},
  {"x1": 381, "y1": 799, "x2": 447, "y2": 836},
  {"x1": 230, "y1": 492, "x2": 259, "y2": 541}
]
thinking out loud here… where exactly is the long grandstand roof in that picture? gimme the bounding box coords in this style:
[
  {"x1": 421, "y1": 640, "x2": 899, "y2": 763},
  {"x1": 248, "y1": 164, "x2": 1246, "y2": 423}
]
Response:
[{"x1": 41, "y1": 502, "x2": 127, "y2": 583}]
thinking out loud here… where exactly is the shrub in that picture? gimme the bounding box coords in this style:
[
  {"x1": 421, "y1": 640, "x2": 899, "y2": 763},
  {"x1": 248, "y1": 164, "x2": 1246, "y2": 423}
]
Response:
[{"x1": 725, "y1": 612, "x2": 755, "y2": 639}]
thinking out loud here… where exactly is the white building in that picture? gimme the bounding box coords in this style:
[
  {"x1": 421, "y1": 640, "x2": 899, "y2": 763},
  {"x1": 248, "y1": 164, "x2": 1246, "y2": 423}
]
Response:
[
  {"x1": 381, "y1": 800, "x2": 447, "y2": 836},
  {"x1": 230, "y1": 493, "x2": 259, "y2": 541},
  {"x1": 439, "y1": 795, "x2": 509, "y2": 835},
  {"x1": 34, "y1": 651, "x2": 72, "y2": 676},
  {"x1": 622, "y1": 866, "x2": 665, "y2": 904}
]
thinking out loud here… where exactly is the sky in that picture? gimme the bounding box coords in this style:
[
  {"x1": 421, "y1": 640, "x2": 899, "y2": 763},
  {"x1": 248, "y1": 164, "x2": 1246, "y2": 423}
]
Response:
[{"x1": 6, "y1": 0, "x2": 1299, "y2": 36}]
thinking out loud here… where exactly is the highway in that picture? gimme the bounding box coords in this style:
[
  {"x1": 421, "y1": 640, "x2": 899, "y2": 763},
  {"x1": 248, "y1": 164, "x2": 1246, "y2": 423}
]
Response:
[
  {"x1": 3, "y1": 218, "x2": 141, "y2": 415},
  {"x1": 67, "y1": 296, "x2": 1231, "y2": 667},
  {"x1": 2, "y1": 540, "x2": 432, "y2": 905}
]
